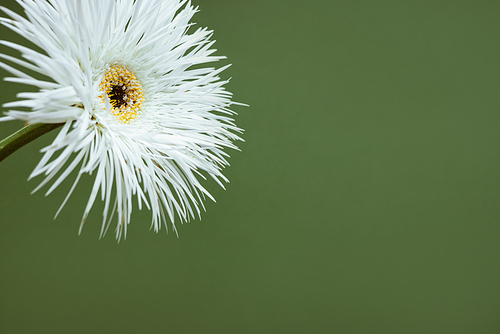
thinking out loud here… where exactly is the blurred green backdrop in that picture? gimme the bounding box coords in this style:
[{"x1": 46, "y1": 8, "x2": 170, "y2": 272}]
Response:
[{"x1": 1, "y1": 0, "x2": 499, "y2": 333}]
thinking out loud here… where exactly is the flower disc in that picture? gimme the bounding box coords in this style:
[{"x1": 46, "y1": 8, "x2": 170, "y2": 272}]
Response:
[{"x1": 99, "y1": 66, "x2": 145, "y2": 123}]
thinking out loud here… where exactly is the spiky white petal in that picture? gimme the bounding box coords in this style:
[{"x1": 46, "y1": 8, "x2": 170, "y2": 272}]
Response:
[{"x1": 0, "y1": 0, "x2": 243, "y2": 240}]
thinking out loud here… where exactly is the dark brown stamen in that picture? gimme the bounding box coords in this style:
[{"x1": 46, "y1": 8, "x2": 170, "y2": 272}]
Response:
[{"x1": 109, "y1": 85, "x2": 126, "y2": 108}]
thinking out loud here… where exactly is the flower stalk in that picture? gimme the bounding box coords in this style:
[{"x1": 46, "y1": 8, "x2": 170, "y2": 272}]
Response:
[{"x1": 0, "y1": 123, "x2": 63, "y2": 163}]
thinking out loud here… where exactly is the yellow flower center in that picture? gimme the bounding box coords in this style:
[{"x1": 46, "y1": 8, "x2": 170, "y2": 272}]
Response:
[{"x1": 99, "y1": 66, "x2": 145, "y2": 123}]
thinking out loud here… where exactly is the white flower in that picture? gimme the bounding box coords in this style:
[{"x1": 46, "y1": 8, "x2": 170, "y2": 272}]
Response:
[{"x1": 0, "y1": 0, "x2": 243, "y2": 240}]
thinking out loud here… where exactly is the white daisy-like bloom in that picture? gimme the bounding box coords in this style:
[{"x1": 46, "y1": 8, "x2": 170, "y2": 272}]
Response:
[{"x1": 0, "y1": 0, "x2": 242, "y2": 240}]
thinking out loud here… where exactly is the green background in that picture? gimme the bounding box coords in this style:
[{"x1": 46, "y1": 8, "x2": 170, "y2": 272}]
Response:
[{"x1": 1, "y1": 0, "x2": 499, "y2": 333}]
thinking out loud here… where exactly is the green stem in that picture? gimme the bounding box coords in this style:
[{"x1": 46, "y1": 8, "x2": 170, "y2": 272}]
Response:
[{"x1": 0, "y1": 123, "x2": 63, "y2": 163}]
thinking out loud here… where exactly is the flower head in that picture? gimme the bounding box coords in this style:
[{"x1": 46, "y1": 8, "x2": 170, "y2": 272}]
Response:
[{"x1": 0, "y1": 0, "x2": 242, "y2": 239}]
